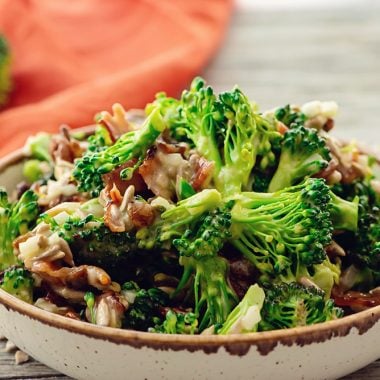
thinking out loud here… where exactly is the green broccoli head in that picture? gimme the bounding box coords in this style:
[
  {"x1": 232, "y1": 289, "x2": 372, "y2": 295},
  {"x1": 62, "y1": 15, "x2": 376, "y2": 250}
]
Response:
[
  {"x1": 73, "y1": 107, "x2": 165, "y2": 196},
  {"x1": 0, "y1": 267, "x2": 34, "y2": 304},
  {"x1": 333, "y1": 181, "x2": 380, "y2": 287},
  {"x1": 230, "y1": 178, "x2": 333, "y2": 280},
  {"x1": 43, "y1": 214, "x2": 177, "y2": 286},
  {"x1": 354, "y1": 207, "x2": 380, "y2": 272},
  {"x1": 23, "y1": 133, "x2": 52, "y2": 163},
  {"x1": 0, "y1": 189, "x2": 39, "y2": 270},
  {"x1": 67, "y1": 222, "x2": 140, "y2": 282},
  {"x1": 259, "y1": 282, "x2": 343, "y2": 331},
  {"x1": 146, "y1": 92, "x2": 184, "y2": 141},
  {"x1": 0, "y1": 35, "x2": 12, "y2": 107},
  {"x1": 136, "y1": 189, "x2": 223, "y2": 250},
  {"x1": 151, "y1": 309, "x2": 198, "y2": 334},
  {"x1": 173, "y1": 201, "x2": 232, "y2": 259},
  {"x1": 153, "y1": 77, "x2": 281, "y2": 196},
  {"x1": 86, "y1": 124, "x2": 114, "y2": 153},
  {"x1": 274, "y1": 105, "x2": 306, "y2": 129},
  {"x1": 268, "y1": 126, "x2": 331, "y2": 192},
  {"x1": 123, "y1": 283, "x2": 169, "y2": 331},
  {"x1": 214, "y1": 88, "x2": 258, "y2": 195}
]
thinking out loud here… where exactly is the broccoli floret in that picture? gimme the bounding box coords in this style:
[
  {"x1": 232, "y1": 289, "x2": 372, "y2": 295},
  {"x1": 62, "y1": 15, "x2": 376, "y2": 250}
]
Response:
[
  {"x1": 218, "y1": 284, "x2": 265, "y2": 334},
  {"x1": 268, "y1": 126, "x2": 331, "y2": 192},
  {"x1": 136, "y1": 189, "x2": 223, "y2": 250},
  {"x1": 22, "y1": 159, "x2": 51, "y2": 183},
  {"x1": 73, "y1": 107, "x2": 165, "y2": 196},
  {"x1": 70, "y1": 224, "x2": 137, "y2": 277},
  {"x1": 274, "y1": 105, "x2": 306, "y2": 129},
  {"x1": 279, "y1": 256, "x2": 341, "y2": 298},
  {"x1": 123, "y1": 284, "x2": 169, "y2": 331},
  {"x1": 151, "y1": 309, "x2": 198, "y2": 334},
  {"x1": 71, "y1": 224, "x2": 174, "y2": 285},
  {"x1": 41, "y1": 212, "x2": 181, "y2": 286},
  {"x1": 333, "y1": 181, "x2": 380, "y2": 287},
  {"x1": 0, "y1": 267, "x2": 34, "y2": 303},
  {"x1": 0, "y1": 189, "x2": 39, "y2": 270},
  {"x1": 0, "y1": 35, "x2": 11, "y2": 107},
  {"x1": 146, "y1": 92, "x2": 186, "y2": 143},
  {"x1": 86, "y1": 124, "x2": 114, "y2": 153},
  {"x1": 259, "y1": 282, "x2": 343, "y2": 331},
  {"x1": 354, "y1": 208, "x2": 380, "y2": 273},
  {"x1": 23, "y1": 133, "x2": 52, "y2": 163},
  {"x1": 230, "y1": 179, "x2": 333, "y2": 279},
  {"x1": 216, "y1": 88, "x2": 281, "y2": 195},
  {"x1": 153, "y1": 77, "x2": 281, "y2": 196},
  {"x1": 22, "y1": 133, "x2": 53, "y2": 182},
  {"x1": 173, "y1": 205, "x2": 238, "y2": 331}
]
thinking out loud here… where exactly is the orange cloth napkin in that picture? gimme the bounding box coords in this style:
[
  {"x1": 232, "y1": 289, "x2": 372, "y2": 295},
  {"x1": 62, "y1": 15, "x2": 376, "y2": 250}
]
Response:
[{"x1": 0, "y1": 0, "x2": 233, "y2": 157}]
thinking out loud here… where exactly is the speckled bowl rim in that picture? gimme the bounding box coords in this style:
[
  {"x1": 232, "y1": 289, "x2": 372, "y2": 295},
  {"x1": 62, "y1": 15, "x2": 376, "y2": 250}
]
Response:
[{"x1": 0, "y1": 136, "x2": 379, "y2": 356}]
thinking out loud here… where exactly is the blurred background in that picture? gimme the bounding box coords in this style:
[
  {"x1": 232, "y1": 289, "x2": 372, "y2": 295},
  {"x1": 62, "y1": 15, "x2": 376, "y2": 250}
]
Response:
[
  {"x1": 0, "y1": 0, "x2": 379, "y2": 378},
  {"x1": 205, "y1": 0, "x2": 380, "y2": 145}
]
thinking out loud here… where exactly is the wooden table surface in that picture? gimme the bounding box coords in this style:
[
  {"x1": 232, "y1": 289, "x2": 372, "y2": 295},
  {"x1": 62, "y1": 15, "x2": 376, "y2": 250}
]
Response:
[{"x1": 1, "y1": 2, "x2": 379, "y2": 379}]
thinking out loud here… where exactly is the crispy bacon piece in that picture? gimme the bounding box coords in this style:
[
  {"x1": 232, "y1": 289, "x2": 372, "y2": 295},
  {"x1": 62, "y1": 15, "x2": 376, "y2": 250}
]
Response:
[
  {"x1": 90, "y1": 292, "x2": 126, "y2": 328},
  {"x1": 104, "y1": 203, "x2": 127, "y2": 232},
  {"x1": 50, "y1": 126, "x2": 84, "y2": 163},
  {"x1": 128, "y1": 201, "x2": 155, "y2": 228},
  {"x1": 139, "y1": 144, "x2": 214, "y2": 199},
  {"x1": 332, "y1": 290, "x2": 380, "y2": 311},
  {"x1": 30, "y1": 261, "x2": 117, "y2": 293},
  {"x1": 98, "y1": 103, "x2": 134, "y2": 141},
  {"x1": 139, "y1": 145, "x2": 186, "y2": 199},
  {"x1": 102, "y1": 160, "x2": 146, "y2": 195},
  {"x1": 102, "y1": 184, "x2": 154, "y2": 232},
  {"x1": 323, "y1": 136, "x2": 370, "y2": 184},
  {"x1": 190, "y1": 155, "x2": 215, "y2": 191},
  {"x1": 156, "y1": 140, "x2": 188, "y2": 155},
  {"x1": 276, "y1": 121, "x2": 289, "y2": 135},
  {"x1": 14, "y1": 223, "x2": 75, "y2": 269},
  {"x1": 315, "y1": 158, "x2": 339, "y2": 181}
]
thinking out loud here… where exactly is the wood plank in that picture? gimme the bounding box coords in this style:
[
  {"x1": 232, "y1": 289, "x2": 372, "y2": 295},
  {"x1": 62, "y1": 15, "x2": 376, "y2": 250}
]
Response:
[
  {"x1": 0, "y1": 340, "x2": 70, "y2": 379},
  {"x1": 203, "y1": 7, "x2": 380, "y2": 145}
]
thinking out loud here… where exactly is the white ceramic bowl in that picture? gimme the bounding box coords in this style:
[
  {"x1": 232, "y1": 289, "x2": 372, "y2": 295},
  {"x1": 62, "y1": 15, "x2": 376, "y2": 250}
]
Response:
[{"x1": 0, "y1": 150, "x2": 379, "y2": 380}]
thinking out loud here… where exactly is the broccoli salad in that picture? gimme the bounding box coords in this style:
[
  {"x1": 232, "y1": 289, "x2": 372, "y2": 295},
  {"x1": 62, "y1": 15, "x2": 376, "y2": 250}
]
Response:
[{"x1": 1, "y1": 77, "x2": 379, "y2": 335}]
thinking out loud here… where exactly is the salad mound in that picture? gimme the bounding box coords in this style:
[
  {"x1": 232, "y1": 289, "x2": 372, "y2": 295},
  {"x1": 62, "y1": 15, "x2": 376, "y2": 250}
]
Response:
[{"x1": 0, "y1": 78, "x2": 379, "y2": 335}]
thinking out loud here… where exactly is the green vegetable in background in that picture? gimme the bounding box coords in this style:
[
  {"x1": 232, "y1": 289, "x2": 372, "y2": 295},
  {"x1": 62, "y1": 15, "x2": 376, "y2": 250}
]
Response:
[
  {"x1": 0, "y1": 267, "x2": 34, "y2": 303},
  {"x1": 0, "y1": 35, "x2": 12, "y2": 107},
  {"x1": 0, "y1": 189, "x2": 39, "y2": 270}
]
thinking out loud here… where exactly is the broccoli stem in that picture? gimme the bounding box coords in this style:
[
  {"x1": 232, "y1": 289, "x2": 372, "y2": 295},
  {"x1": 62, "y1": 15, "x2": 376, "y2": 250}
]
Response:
[
  {"x1": 181, "y1": 255, "x2": 238, "y2": 331},
  {"x1": 329, "y1": 192, "x2": 359, "y2": 232}
]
